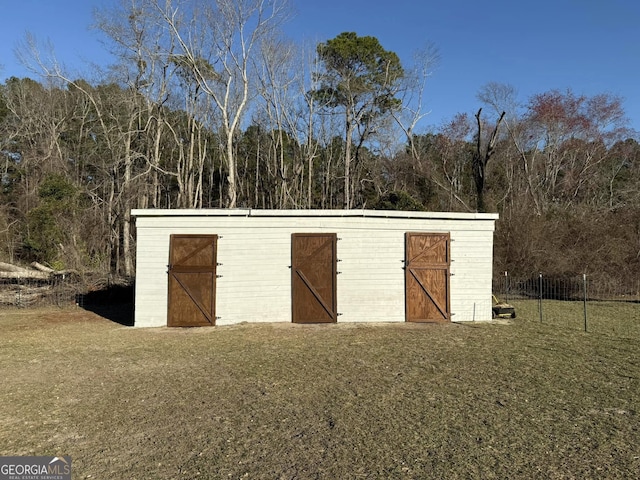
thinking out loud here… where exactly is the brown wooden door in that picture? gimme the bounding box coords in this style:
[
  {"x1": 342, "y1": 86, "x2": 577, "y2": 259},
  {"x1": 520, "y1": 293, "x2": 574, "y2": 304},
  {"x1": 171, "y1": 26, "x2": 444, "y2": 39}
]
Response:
[
  {"x1": 291, "y1": 233, "x2": 337, "y2": 323},
  {"x1": 405, "y1": 232, "x2": 451, "y2": 322},
  {"x1": 168, "y1": 235, "x2": 218, "y2": 327}
]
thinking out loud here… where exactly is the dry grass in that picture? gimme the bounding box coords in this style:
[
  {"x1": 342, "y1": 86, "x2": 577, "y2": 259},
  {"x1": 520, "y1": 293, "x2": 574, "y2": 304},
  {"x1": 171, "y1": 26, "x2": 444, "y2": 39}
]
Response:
[
  {"x1": 511, "y1": 299, "x2": 640, "y2": 337},
  {"x1": 1, "y1": 307, "x2": 639, "y2": 479}
]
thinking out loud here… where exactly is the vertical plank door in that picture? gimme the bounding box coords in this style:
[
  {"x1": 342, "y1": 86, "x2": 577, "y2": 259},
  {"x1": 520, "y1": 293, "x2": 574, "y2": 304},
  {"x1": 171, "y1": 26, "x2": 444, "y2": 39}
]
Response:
[
  {"x1": 167, "y1": 235, "x2": 218, "y2": 327},
  {"x1": 405, "y1": 232, "x2": 451, "y2": 322},
  {"x1": 291, "y1": 233, "x2": 337, "y2": 323}
]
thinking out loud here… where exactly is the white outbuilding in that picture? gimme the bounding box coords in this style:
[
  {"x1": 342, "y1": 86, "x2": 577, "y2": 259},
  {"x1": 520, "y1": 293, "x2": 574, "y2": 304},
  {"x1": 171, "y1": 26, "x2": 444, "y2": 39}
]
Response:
[{"x1": 131, "y1": 209, "x2": 499, "y2": 327}]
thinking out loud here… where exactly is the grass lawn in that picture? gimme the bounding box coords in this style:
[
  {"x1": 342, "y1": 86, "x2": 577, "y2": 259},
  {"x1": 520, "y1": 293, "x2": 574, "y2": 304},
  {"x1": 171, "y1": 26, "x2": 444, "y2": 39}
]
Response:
[
  {"x1": 1, "y1": 306, "x2": 639, "y2": 479},
  {"x1": 511, "y1": 299, "x2": 640, "y2": 338}
]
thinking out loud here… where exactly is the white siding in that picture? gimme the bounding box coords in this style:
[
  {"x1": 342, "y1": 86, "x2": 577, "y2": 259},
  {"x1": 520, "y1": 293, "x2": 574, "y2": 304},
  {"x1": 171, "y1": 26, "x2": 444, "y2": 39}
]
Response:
[{"x1": 132, "y1": 209, "x2": 497, "y2": 327}]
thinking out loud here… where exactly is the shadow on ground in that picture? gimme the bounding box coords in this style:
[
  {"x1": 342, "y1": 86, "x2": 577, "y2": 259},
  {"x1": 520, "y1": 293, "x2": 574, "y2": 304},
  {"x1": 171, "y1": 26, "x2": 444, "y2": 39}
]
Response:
[{"x1": 79, "y1": 285, "x2": 135, "y2": 326}]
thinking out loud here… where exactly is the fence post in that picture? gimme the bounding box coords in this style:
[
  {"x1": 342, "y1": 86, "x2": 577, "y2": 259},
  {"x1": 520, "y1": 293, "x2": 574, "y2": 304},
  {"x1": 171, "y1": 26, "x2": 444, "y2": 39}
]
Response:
[
  {"x1": 16, "y1": 277, "x2": 21, "y2": 308},
  {"x1": 504, "y1": 271, "x2": 509, "y2": 303},
  {"x1": 539, "y1": 273, "x2": 543, "y2": 323},
  {"x1": 583, "y1": 273, "x2": 588, "y2": 332}
]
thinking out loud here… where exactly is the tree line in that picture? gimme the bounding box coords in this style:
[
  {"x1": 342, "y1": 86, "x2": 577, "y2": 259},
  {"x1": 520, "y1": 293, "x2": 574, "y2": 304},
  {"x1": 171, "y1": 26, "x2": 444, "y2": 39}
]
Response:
[{"x1": 1, "y1": 0, "x2": 638, "y2": 292}]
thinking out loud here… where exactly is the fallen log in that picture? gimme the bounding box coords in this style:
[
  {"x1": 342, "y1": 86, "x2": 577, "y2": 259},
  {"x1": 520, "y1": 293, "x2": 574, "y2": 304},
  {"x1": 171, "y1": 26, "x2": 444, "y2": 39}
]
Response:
[
  {"x1": 0, "y1": 270, "x2": 51, "y2": 280},
  {"x1": 0, "y1": 261, "x2": 79, "y2": 280},
  {"x1": 30, "y1": 262, "x2": 79, "y2": 277},
  {"x1": 0, "y1": 262, "x2": 33, "y2": 274},
  {"x1": 30, "y1": 262, "x2": 55, "y2": 273},
  {"x1": 0, "y1": 261, "x2": 51, "y2": 280}
]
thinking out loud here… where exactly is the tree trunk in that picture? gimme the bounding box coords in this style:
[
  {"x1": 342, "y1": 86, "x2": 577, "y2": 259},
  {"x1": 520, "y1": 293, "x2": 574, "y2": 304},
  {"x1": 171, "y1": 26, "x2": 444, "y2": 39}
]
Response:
[
  {"x1": 226, "y1": 132, "x2": 237, "y2": 208},
  {"x1": 473, "y1": 108, "x2": 505, "y2": 213},
  {"x1": 344, "y1": 112, "x2": 355, "y2": 209}
]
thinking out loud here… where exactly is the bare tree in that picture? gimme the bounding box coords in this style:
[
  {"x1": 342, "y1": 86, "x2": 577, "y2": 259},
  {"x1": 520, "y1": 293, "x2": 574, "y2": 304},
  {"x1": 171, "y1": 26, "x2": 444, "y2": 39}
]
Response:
[
  {"x1": 255, "y1": 34, "x2": 299, "y2": 207},
  {"x1": 154, "y1": 0, "x2": 291, "y2": 208},
  {"x1": 472, "y1": 108, "x2": 505, "y2": 212},
  {"x1": 17, "y1": 31, "x2": 160, "y2": 276},
  {"x1": 391, "y1": 43, "x2": 440, "y2": 161}
]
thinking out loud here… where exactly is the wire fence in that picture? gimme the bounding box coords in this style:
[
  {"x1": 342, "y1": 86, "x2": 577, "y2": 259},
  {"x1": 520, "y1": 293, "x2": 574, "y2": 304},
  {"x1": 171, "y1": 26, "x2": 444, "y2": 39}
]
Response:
[
  {"x1": 493, "y1": 272, "x2": 640, "y2": 337},
  {"x1": 0, "y1": 277, "x2": 80, "y2": 308},
  {"x1": 2, "y1": 269, "x2": 637, "y2": 336},
  {"x1": 0, "y1": 275, "x2": 132, "y2": 309}
]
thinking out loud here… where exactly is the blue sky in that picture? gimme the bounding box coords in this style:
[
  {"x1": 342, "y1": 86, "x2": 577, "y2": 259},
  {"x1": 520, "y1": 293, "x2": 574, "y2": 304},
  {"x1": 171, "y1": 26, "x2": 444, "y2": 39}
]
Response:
[{"x1": 2, "y1": 0, "x2": 639, "y2": 133}]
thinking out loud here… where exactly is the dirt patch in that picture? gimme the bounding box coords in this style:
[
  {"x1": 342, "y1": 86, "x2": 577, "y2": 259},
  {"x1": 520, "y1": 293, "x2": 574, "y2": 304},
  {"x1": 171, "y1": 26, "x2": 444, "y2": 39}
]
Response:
[{"x1": 0, "y1": 308, "x2": 639, "y2": 478}]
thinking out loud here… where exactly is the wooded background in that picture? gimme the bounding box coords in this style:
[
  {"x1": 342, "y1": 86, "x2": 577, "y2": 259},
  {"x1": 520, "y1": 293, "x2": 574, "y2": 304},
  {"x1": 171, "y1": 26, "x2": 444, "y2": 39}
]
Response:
[{"x1": 0, "y1": 0, "x2": 638, "y2": 294}]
